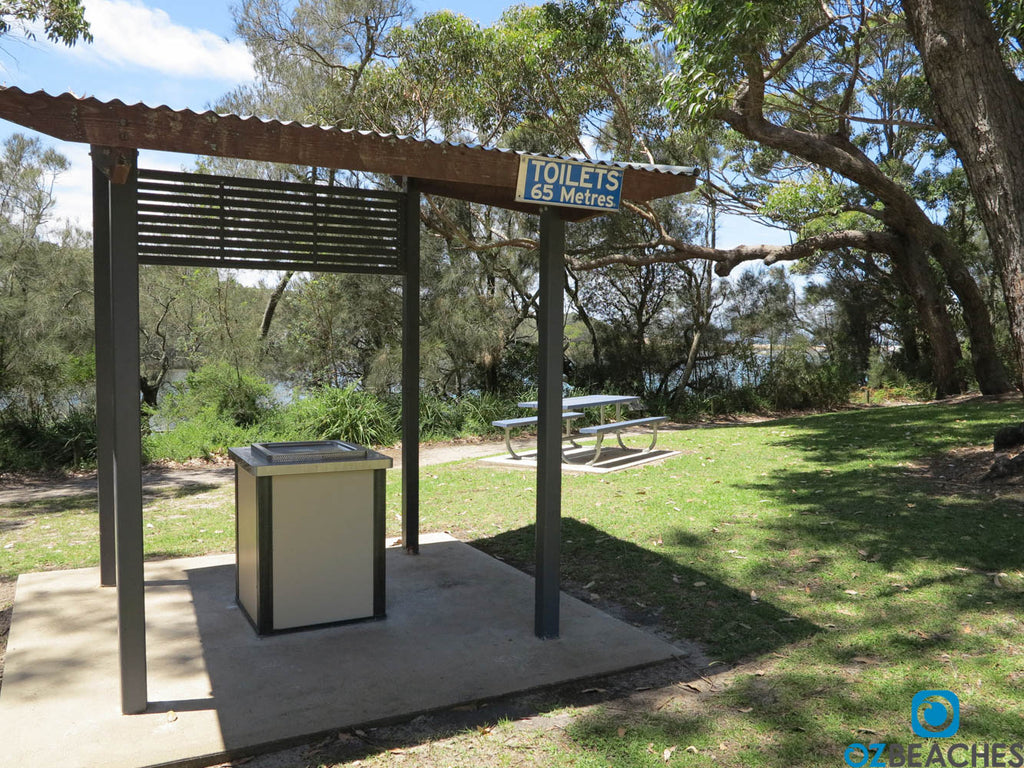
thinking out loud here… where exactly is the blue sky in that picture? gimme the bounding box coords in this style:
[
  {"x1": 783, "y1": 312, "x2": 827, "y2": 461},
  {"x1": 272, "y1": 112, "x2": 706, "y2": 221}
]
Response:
[{"x1": 0, "y1": 0, "x2": 787, "y2": 251}]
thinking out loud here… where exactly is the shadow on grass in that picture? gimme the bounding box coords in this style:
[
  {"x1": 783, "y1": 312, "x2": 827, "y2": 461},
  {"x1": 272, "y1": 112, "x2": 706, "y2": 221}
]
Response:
[
  {"x1": 744, "y1": 407, "x2": 1024, "y2": 577},
  {"x1": 0, "y1": 482, "x2": 224, "y2": 533},
  {"x1": 471, "y1": 519, "x2": 819, "y2": 664}
]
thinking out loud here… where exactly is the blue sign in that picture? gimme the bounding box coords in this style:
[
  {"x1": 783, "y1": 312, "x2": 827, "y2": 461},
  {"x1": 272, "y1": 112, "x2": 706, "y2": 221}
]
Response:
[{"x1": 514, "y1": 156, "x2": 623, "y2": 212}]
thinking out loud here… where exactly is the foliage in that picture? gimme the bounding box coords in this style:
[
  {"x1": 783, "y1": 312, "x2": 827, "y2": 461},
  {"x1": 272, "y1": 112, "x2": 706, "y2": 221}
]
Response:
[
  {"x1": 0, "y1": 403, "x2": 96, "y2": 470},
  {"x1": 0, "y1": 134, "x2": 94, "y2": 418},
  {"x1": 0, "y1": 0, "x2": 92, "y2": 47},
  {"x1": 157, "y1": 362, "x2": 276, "y2": 428},
  {"x1": 664, "y1": 0, "x2": 813, "y2": 120},
  {"x1": 286, "y1": 384, "x2": 400, "y2": 446}
]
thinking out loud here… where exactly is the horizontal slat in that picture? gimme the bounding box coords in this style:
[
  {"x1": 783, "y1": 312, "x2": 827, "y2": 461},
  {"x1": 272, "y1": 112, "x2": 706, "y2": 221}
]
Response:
[
  {"x1": 137, "y1": 241, "x2": 399, "y2": 262},
  {"x1": 137, "y1": 235, "x2": 399, "y2": 255},
  {"x1": 139, "y1": 254, "x2": 403, "y2": 275},
  {"x1": 137, "y1": 236, "x2": 399, "y2": 258},
  {"x1": 137, "y1": 209, "x2": 399, "y2": 239},
  {"x1": 137, "y1": 190, "x2": 401, "y2": 220}
]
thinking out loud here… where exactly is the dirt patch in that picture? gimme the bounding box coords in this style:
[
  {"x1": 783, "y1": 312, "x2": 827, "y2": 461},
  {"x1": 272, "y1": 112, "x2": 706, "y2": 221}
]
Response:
[{"x1": 903, "y1": 443, "x2": 1024, "y2": 490}]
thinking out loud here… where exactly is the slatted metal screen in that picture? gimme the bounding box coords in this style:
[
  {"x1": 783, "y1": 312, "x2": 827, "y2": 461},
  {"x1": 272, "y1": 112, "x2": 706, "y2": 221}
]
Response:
[{"x1": 136, "y1": 168, "x2": 405, "y2": 274}]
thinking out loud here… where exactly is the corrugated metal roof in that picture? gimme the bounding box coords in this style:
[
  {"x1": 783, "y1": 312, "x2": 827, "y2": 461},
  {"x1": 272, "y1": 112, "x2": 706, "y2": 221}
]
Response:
[{"x1": 0, "y1": 87, "x2": 699, "y2": 217}]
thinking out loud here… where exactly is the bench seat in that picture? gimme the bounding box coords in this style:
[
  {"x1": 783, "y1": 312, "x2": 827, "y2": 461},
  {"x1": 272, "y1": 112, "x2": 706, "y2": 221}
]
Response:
[
  {"x1": 578, "y1": 416, "x2": 666, "y2": 435},
  {"x1": 492, "y1": 412, "x2": 584, "y2": 459},
  {"x1": 578, "y1": 416, "x2": 667, "y2": 463}
]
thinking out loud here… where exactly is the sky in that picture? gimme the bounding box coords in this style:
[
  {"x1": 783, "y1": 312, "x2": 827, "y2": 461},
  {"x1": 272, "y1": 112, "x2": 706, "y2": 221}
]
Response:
[{"x1": 0, "y1": 0, "x2": 788, "y2": 251}]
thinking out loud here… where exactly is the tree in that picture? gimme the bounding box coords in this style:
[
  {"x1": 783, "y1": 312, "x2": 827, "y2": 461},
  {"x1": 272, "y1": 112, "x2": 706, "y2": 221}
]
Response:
[
  {"x1": 901, "y1": 0, "x2": 1024, "y2": 390},
  {"x1": 1, "y1": 0, "x2": 92, "y2": 47},
  {"x1": 649, "y1": 0, "x2": 1010, "y2": 396},
  {"x1": 0, "y1": 134, "x2": 93, "y2": 416}
]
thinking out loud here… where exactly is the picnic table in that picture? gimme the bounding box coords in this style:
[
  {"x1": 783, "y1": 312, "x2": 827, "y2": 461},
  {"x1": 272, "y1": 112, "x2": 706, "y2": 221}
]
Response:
[
  {"x1": 496, "y1": 394, "x2": 666, "y2": 464},
  {"x1": 517, "y1": 394, "x2": 640, "y2": 423}
]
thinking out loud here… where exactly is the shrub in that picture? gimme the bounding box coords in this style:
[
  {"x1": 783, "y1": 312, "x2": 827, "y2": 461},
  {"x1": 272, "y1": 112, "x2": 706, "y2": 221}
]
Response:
[
  {"x1": 0, "y1": 405, "x2": 97, "y2": 471},
  {"x1": 159, "y1": 362, "x2": 275, "y2": 428},
  {"x1": 756, "y1": 356, "x2": 855, "y2": 411},
  {"x1": 283, "y1": 385, "x2": 400, "y2": 446}
]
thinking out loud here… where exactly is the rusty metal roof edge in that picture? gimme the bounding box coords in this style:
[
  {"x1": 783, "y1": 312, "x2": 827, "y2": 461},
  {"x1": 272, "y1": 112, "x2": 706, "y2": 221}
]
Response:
[{"x1": 4, "y1": 87, "x2": 701, "y2": 178}]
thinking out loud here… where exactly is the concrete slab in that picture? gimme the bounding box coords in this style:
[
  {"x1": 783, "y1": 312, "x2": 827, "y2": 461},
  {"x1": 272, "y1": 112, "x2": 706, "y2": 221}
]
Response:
[
  {"x1": 480, "y1": 443, "x2": 681, "y2": 474},
  {"x1": 0, "y1": 534, "x2": 684, "y2": 768}
]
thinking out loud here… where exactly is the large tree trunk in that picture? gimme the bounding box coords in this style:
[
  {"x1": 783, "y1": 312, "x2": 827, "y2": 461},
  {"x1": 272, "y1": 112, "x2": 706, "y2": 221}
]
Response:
[
  {"x1": 890, "y1": 239, "x2": 965, "y2": 397},
  {"x1": 903, "y1": 0, "x2": 1024, "y2": 391}
]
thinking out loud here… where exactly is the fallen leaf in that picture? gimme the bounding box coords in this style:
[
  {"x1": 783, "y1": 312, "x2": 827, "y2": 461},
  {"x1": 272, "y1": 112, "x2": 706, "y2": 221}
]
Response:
[
  {"x1": 680, "y1": 683, "x2": 702, "y2": 693},
  {"x1": 663, "y1": 745, "x2": 678, "y2": 762},
  {"x1": 617, "y1": 727, "x2": 627, "y2": 738},
  {"x1": 857, "y1": 728, "x2": 879, "y2": 735},
  {"x1": 693, "y1": 581, "x2": 707, "y2": 587},
  {"x1": 686, "y1": 746, "x2": 699, "y2": 754},
  {"x1": 581, "y1": 687, "x2": 607, "y2": 694},
  {"x1": 737, "y1": 707, "x2": 753, "y2": 713},
  {"x1": 844, "y1": 589, "x2": 859, "y2": 595}
]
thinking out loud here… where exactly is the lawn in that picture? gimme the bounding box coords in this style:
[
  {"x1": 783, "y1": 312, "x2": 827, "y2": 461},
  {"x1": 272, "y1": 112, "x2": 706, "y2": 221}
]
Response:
[{"x1": 1, "y1": 397, "x2": 1023, "y2": 767}]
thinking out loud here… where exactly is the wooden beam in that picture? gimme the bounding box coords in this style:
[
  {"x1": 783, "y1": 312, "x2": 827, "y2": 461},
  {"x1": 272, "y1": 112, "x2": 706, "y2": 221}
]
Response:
[{"x1": 1, "y1": 88, "x2": 697, "y2": 206}]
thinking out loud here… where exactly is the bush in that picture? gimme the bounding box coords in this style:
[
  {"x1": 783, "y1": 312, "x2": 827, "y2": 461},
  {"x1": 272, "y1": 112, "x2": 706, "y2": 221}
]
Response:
[
  {"x1": 0, "y1": 405, "x2": 98, "y2": 471},
  {"x1": 159, "y1": 363, "x2": 275, "y2": 428},
  {"x1": 143, "y1": 410, "x2": 267, "y2": 463},
  {"x1": 419, "y1": 392, "x2": 520, "y2": 441},
  {"x1": 283, "y1": 385, "x2": 400, "y2": 446},
  {"x1": 756, "y1": 356, "x2": 855, "y2": 411}
]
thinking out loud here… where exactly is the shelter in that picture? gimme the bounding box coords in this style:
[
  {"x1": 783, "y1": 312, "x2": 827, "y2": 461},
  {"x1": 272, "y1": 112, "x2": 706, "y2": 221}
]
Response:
[{"x1": 0, "y1": 86, "x2": 698, "y2": 715}]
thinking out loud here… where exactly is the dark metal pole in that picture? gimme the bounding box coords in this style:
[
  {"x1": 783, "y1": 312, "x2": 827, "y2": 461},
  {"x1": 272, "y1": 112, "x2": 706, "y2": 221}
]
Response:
[
  {"x1": 91, "y1": 153, "x2": 116, "y2": 588},
  {"x1": 535, "y1": 207, "x2": 564, "y2": 639},
  {"x1": 109, "y1": 152, "x2": 148, "y2": 714},
  {"x1": 402, "y1": 178, "x2": 420, "y2": 555}
]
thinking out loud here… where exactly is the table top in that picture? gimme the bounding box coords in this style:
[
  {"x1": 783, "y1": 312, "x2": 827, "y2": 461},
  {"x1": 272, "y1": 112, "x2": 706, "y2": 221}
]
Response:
[{"x1": 517, "y1": 394, "x2": 641, "y2": 409}]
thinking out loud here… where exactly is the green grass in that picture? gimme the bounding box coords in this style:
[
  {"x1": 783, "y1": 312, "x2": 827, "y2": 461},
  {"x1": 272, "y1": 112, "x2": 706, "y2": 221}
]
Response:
[{"x1": 2, "y1": 397, "x2": 1023, "y2": 767}]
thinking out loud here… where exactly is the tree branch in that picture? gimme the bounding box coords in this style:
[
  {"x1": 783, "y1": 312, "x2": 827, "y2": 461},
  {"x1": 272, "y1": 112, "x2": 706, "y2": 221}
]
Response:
[{"x1": 568, "y1": 229, "x2": 901, "y2": 275}]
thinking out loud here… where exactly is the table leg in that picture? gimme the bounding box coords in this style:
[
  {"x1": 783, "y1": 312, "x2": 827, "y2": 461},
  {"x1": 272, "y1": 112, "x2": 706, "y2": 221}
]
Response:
[{"x1": 504, "y1": 429, "x2": 522, "y2": 460}]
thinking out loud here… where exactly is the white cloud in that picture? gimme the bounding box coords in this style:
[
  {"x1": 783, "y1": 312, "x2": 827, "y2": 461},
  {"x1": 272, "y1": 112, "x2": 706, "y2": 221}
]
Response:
[{"x1": 75, "y1": 0, "x2": 254, "y2": 82}]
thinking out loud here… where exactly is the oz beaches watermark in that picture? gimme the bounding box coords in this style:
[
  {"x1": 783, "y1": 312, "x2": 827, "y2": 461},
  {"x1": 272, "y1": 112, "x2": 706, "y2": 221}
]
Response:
[{"x1": 844, "y1": 690, "x2": 1023, "y2": 767}]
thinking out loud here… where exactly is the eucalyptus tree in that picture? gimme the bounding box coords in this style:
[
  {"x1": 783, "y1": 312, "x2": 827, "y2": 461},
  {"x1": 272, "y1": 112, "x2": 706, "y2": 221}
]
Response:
[
  {"x1": 0, "y1": 134, "x2": 93, "y2": 415},
  {"x1": 615, "y1": 0, "x2": 1011, "y2": 397},
  {"x1": 901, "y1": 0, "x2": 1024, "y2": 390}
]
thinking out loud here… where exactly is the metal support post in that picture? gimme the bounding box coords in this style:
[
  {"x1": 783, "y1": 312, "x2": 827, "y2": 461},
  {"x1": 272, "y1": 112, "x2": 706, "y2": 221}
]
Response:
[
  {"x1": 92, "y1": 154, "x2": 116, "y2": 588},
  {"x1": 402, "y1": 178, "x2": 421, "y2": 554},
  {"x1": 535, "y1": 208, "x2": 565, "y2": 639},
  {"x1": 108, "y1": 152, "x2": 148, "y2": 714}
]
